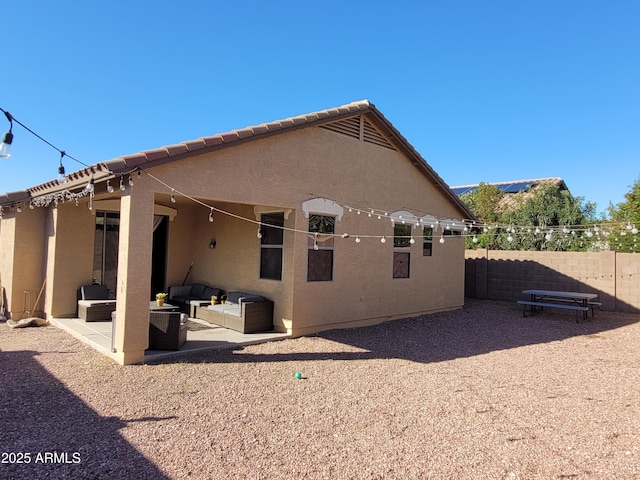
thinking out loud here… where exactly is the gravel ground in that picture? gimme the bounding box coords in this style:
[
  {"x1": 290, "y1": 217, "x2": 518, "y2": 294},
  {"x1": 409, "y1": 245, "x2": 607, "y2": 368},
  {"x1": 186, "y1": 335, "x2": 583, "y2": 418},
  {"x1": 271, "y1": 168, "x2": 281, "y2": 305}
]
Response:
[{"x1": 1, "y1": 299, "x2": 639, "y2": 480}]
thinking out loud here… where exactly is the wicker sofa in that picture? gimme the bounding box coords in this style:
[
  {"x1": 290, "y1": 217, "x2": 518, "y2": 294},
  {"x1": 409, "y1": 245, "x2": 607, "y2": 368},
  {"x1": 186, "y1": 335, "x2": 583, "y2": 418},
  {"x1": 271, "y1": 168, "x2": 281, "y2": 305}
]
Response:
[
  {"x1": 195, "y1": 292, "x2": 273, "y2": 333},
  {"x1": 168, "y1": 283, "x2": 223, "y2": 317}
]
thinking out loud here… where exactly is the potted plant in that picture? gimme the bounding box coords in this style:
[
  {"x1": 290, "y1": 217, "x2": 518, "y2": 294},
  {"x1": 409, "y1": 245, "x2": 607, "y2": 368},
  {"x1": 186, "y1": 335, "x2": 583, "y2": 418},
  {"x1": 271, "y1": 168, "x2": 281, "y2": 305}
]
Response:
[
  {"x1": 211, "y1": 294, "x2": 219, "y2": 305},
  {"x1": 155, "y1": 292, "x2": 167, "y2": 307}
]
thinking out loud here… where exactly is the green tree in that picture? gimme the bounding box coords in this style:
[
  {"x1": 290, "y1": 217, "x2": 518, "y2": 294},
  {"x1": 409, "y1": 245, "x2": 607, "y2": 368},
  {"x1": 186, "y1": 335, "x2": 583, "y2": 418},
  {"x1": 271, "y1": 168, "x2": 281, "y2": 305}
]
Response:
[
  {"x1": 462, "y1": 182, "x2": 598, "y2": 251},
  {"x1": 607, "y1": 175, "x2": 640, "y2": 252}
]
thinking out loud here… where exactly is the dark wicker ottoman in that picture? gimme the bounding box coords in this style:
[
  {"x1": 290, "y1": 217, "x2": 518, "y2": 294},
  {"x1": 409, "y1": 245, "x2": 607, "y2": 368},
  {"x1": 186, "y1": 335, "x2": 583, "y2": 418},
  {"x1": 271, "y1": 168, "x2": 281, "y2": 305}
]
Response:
[{"x1": 148, "y1": 312, "x2": 188, "y2": 350}]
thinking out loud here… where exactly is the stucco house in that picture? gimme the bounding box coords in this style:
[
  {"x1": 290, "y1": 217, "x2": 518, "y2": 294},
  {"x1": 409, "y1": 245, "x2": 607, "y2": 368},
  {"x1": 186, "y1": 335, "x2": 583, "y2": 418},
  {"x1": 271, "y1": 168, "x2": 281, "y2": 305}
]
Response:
[{"x1": 0, "y1": 100, "x2": 474, "y2": 364}]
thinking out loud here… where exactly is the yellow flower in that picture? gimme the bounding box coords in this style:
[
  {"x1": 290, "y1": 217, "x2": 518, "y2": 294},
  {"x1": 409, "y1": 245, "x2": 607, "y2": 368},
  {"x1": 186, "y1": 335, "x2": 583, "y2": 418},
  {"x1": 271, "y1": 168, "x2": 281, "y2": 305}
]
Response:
[{"x1": 155, "y1": 292, "x2": 167, "y2": 300}]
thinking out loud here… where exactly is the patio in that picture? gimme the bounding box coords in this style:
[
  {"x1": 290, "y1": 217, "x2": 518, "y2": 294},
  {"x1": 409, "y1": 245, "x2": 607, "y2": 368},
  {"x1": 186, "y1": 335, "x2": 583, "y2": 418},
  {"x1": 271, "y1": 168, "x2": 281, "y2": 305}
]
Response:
[{"x1": 50, "y1": 316, "x2": 289, "y2": 363}]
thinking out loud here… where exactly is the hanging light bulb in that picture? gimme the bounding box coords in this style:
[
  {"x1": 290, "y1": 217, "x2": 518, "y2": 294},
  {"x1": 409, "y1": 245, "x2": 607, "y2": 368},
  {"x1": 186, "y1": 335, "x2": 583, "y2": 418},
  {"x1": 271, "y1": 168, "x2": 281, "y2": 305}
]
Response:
[
  {"x1": 170, "y1": 189, "x2": 176, "y2": 203},
  {"x1": 257, "y1": 227, "x2": 262, "y2": 239},
  {"x1": 341, "y1": 233, "x2": 350, "y2": 238},
  {"x1": 57, "y1": 151, "x2": 68, "y2": 183},
  {"x1": 119, "y1": 176, "x2": 126, "y2": 191},
  {"x1": 507, "y1": 234, "x2": 513, "y2": 242},
  {"x1": 355, "y1": 236, "x2": 361, "y2": 243},
  {"x1": 128, "y1": 175, "x2": 134, "y2": 187},
  {"x1": 208, "y1": 208, "x2": 214, "y2": 222},
  {"x1": 626, "y1": 222, "x2": 632, "y2": 230},
  {"x1": 632, "y1": 226, "x2": 638, "y2": 235},
  {"x1": 409, "y1": 237, "x2": 415, "y2": 244},
  {"x1": 380, "y1": 236, "x2": 386, "y2": 243},
  {"x1": 439, "y1": 235, "x2": 445, "y2": 244},
  {"x1": 0, "y1": 111, "x2": 13, "y2": 159},
  {"x1": 472, "y1": 235, "x2": 478, "y2": 243},
  {"x1": 106, "y1": 180, "x2": 114, "y2": 193},
  {"x1": 84, "y1": 177, "x2": 95, "y2": 193}
]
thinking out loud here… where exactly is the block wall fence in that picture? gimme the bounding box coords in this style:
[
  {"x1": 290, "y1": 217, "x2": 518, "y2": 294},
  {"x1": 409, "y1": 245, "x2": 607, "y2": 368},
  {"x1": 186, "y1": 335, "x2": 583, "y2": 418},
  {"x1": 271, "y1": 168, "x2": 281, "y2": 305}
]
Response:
[{"x1": 465, "y1": 250, "x2": 640, "y2": 313}]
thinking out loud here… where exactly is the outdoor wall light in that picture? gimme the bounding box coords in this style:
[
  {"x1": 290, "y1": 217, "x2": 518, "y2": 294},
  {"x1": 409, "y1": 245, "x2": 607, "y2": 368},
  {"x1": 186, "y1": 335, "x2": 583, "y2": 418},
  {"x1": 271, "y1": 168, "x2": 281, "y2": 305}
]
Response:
[{"x1": 209, "y1": 239, "x2": 217, "y2": 249}]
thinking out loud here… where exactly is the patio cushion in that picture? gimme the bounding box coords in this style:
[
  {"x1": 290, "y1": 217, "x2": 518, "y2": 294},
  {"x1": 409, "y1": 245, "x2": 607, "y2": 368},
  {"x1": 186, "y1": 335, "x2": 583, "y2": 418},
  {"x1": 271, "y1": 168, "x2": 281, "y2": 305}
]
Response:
[
  {"x1": 226, "y1": 292, "x2": 243, "y2": 304},
  {"x1": 81, "y1": 284, "x2": 109, "y2": 300},
  {"x1": 190, "y1": 283, "x2": 207, "y2": 297},
  {"x1": 240, "y1": 294, "x2": 265, "y2": 303},
  {"x1": 222, "y1": 305, "x2": 241, "y2": 317}
]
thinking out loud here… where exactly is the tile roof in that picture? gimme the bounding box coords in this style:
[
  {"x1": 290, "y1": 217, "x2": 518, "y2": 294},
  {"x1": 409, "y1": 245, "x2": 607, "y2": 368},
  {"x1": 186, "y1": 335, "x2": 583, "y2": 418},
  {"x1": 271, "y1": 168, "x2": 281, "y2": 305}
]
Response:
[{"x1": 1, "y1": 100, "x2": 475, "y2": 220}]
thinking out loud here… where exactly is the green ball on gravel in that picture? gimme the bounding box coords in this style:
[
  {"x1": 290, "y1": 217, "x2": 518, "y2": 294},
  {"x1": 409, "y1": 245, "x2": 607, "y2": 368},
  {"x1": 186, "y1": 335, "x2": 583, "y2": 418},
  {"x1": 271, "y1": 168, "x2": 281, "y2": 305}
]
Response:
[{"x1": 294, "y1": 372, "x2": 303, "y2": 379}]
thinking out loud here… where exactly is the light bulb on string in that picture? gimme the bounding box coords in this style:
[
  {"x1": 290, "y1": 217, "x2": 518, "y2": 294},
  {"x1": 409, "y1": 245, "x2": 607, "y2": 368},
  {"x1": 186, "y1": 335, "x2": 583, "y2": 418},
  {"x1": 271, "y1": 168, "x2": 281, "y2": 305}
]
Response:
[
  {"x1": 85, "y1": 177, "x2": 95, "y2": 193},
  {"x1": 380, "y1": 236, "x2": 386, "y2": 244},
  {"x1": 257, "y1": 227, "x2": 262, "y2": 239},
  {"x1": 119, "y1": 176, "x2": 126, "y2": 191},
  {"x1": 170, "y1": 189, "x2": 176, "y2": 203},
  {"x1": 106, "y1": 180, "x2": 114, "y2": 193},
  {"x1": 57, "y1": 151, "x2": 68, "y2": 184},
  {"x1": 0, "y1": 111, "x2": 13, "y2": 159},
  {"x1": 208, "y1": 208, "x2": 214, "y2": 222},
  {"x1": 409, "y1": 237, "x2": 415, "y2": 244},
  {"x1": 355, "y1": 236, "x2": 361, "y2": 243},
  {"x1": 439, "y1": 235, "x2": 445, "y2": 244},
  {"x1": 128, "y1": 175, "x2": 134, "y2": 187},
  {"x1": 341, "y1": 233, "x2": 349, "y2": 238},
  {"x1": 632, "y1": 226, "x2": 638, "y2": 235},
  {"x1": 472, "y1": 235, "x2": 478, "y2": 243}
]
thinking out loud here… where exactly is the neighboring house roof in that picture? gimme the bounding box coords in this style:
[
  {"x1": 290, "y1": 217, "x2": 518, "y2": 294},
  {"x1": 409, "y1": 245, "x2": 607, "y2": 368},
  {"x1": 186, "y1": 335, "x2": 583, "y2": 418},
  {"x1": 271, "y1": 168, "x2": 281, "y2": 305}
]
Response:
[
  {"x1": 451, "y1": 177, "x2": 567, "y2": 196},
  {"x1": 450, "y1": 177, "x2": 568, "y2": 211},
  {"x1": 1, "y1": 100, "x2": 474, "y2": 220}
]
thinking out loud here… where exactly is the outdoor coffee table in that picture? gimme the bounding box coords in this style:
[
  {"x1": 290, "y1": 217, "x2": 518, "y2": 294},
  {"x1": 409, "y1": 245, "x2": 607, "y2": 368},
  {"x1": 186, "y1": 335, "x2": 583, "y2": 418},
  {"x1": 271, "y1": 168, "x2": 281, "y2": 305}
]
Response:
[{"x1": 149, "y1": 301, "x2": 178, "y2": 312}]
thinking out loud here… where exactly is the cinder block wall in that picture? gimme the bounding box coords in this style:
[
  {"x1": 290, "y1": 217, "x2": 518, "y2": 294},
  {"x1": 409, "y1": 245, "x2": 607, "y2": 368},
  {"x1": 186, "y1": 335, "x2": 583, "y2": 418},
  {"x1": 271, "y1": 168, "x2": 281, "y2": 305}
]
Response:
[{"x1": 465, "y1": 250, "x2": 640, "y2": 313}]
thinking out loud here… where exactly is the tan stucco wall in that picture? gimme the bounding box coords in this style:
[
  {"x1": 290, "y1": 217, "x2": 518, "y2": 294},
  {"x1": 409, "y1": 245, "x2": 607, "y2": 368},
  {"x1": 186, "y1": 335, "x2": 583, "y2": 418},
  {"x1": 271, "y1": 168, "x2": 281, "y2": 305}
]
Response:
[
  {"x1": 0, "y1": 208, "x2": 46, "y2": 319},
  {"x1": 45, "y1": 203, "x2": 96, "y2": 317},
  {"x1": 146, "y1": 125, "x2": 467, "y2": 335}
]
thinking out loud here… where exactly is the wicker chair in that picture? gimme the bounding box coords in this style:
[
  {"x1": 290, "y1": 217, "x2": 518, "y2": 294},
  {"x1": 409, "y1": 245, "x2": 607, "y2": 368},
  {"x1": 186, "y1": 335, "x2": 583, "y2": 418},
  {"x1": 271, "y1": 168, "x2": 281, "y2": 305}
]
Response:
[
  {"x1": 77, "y1": 285, "x2": 116, "y2": 322},
  {"x1": 148, "y1": 311, "x2": 188, "y2": 350}
]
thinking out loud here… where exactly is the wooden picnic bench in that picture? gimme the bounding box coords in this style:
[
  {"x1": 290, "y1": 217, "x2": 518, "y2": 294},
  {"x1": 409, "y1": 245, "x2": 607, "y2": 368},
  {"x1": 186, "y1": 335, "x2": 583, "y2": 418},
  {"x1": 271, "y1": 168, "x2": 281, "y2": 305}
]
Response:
[{"x1": 517, "y1": 289, "x2": 600, "y2": 323}]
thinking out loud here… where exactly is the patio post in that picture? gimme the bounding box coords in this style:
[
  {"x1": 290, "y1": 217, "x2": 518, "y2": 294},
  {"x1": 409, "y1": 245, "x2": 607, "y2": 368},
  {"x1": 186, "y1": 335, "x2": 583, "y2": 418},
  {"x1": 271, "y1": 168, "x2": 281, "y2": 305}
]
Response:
[{"x1": 112, "y1": 177, "x2": 154, "y2": 365}]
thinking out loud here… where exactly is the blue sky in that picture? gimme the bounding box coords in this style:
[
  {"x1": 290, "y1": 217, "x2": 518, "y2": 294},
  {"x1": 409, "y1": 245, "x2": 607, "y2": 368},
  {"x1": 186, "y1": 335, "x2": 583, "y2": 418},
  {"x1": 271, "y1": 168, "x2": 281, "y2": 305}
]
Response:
[{"x1": 1, "y1": 0, "x2": 638, "y2": 216}]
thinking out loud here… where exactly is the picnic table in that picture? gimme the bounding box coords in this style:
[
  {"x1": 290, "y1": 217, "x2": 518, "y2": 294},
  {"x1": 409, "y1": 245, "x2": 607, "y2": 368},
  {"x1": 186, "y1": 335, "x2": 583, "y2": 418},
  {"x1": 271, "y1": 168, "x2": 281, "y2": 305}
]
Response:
[{"x1": 517, "y1": 289, "x2": 600, "y2": 322}]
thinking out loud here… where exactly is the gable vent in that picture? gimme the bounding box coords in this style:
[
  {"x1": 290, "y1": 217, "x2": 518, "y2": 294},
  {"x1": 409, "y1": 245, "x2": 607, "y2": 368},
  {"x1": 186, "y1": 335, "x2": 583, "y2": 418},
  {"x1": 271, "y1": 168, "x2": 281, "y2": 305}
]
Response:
[
  {"x1": 319, "y1": 116, "x2": 361, "y2": 140},
  {"x1": 362, "y1": 118, "x2": 396, "y2": 150},
  {"x1": 319, "y1": 116, "x2": 397, "y2": 151}
]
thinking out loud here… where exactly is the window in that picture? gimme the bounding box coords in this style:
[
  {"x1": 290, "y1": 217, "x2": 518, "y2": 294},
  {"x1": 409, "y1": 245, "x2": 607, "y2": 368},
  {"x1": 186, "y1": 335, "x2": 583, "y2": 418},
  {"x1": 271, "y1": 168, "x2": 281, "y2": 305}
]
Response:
[
  {"x1": 259, "y1": 213, "x2": 284, "y2": 280},
  {"x1": 393, "y1": 223, "x2": 411, "y2": 278},
  {"x1": 307, "y1": 214, "x2": 335, "y2": 281},
  {"x1": 423, "y1": 227, "x2": 433, "y2": 256}
]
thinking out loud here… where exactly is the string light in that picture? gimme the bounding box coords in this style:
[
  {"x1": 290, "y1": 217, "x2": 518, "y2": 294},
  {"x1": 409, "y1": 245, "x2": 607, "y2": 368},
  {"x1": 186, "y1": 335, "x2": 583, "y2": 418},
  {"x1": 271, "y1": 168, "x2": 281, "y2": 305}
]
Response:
[
  {"x1": 106, "y1": 180, "x2": 114, "y2": 193},
  {"x1": 170, "y1": 189, "x2": 176, "y2": 203},
  {"x1": 208, "y1": 208, "x2": 214, "y2": 222},
  {"x1": 57, "y1": 151, "x2": 67, "y2": 184},
  {"x1": 0, "y1": 110, "x2": 13, "y2": 158},
  {"x1": 119, "y1": 176, "x2": 126, "y2": 191},
  {"x1": 0, "y1": 106, "x2": 90, "y2": 174}
]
